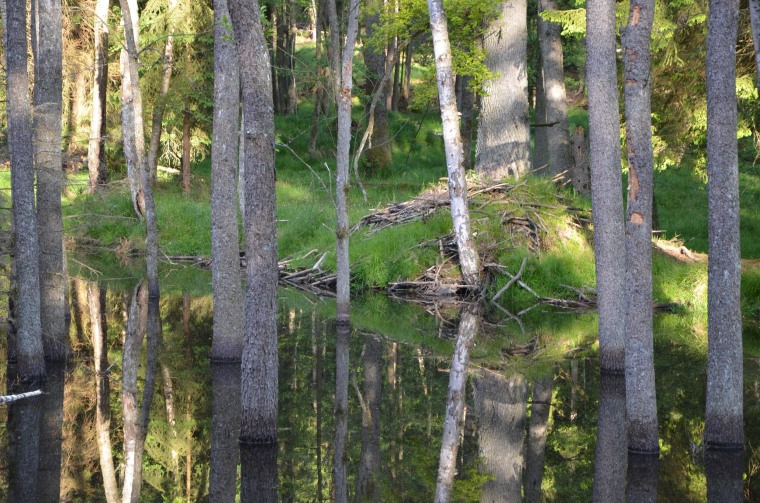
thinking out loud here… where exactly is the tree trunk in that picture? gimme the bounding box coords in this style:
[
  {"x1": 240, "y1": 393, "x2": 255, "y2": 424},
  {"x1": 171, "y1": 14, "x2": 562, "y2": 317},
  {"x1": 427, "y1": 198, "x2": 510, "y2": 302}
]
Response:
[
  {"x1": 34, "y1": 0, "x2": 68, "y2": 362},
  {"x1": 705, "y1": 450, "x2": 744, "y2": 501},
  {"x1": 8, "y1": 383, "x2": 42, "y2": 502},
  {"x1": 475, "y1": 0, "x2": 531, "y2": 179},
  {"x1": 456, "y1": 75, "x2": 475, "y2": 171},
  {"x1": 182, "y1": 110, "x2": 191, "y2": 193},
  {"x1": 363, "y1": 0, "x2": 393, "y2": 176},
  {"x1": 434, "y1": 308, "x2": 478, "y2": 503},
  {"x1": 209, "y1": 363, "x2": 242, "y2": 502},
  {"x1": 6, "y1": 0, "x2": 46, "y2": 380},
  {"x1": 524, "y1": 375, "x2": 553, "y2": 503},
  {"x1": 402, "y1": 42, "x2": 412, "y2": 108},
  {"x1": 622, "y1": 0, "x2": 658, "y2": 455},
  {"x1": 750, "y1": 0, "x2": 760, "y2": 89},
  {"x1": 533, "y1": 51, "x2": 549, "y2": 172},
  {"x1": 228, "y1": 0, "x2": 280, "y2": 445},
  {"x1": 705, "y1": 0, "x2": 743, "y2": 450},
  {"x1": 287, "y1": 0, "x2": 298, "y2": 113},
  {"x1": 309, "y1": 2, "x2": 324, "y2": 157},
  {"x1": 427, "y1": 0, "x2": 481, "y2": 286},
  {"x1": 211, "y1": 0, "x2": 245, "y2": 362},
  {"x1": 88, "y1": 0, "x2": 110, "y2": 192},
  {"x1": 37, "y1": 362, "x2": 66, "y2": 502},
  {"x1": 626, "y1": 454, "x2": 658, "y2": 502},
  {"x1": 571, "y1": 126, "x2": 590, "y2": 195},
  {"x1": 355, "y1": 334, "x2": 383, "y2": 502},
  {"x1": 586, "y1": 0, "x2": 626, "y2": 373},
  {"x1": 592, "y1": 373, "x2": 627, "y2": 503},
  {"x1": 333, "y1": 320, "x2": 350, "y2": 503},
  {"x1": 538, "y1": 0, "x2": 573, "y2": 179},
  {"x1": 240, "y1": 444, "x2": 278, "y2": 502},
  {"x1": 147, "y1": 0, "x2": 179, "y2": 184}
]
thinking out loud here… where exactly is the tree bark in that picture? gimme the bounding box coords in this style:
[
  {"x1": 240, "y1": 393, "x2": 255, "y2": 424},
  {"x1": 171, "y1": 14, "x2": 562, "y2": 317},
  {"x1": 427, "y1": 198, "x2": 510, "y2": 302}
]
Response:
[
  {"x1": 211, "y1": 0, "x2": 245, "y2": 363},
  {"x1": 209, "y1": 363, "x2": 242, "y2": 502},
  {"x1": 427, "y1": 0, "x2": 481, "y2": 286},
  {"x1": 34, "y1": 0, "x2": 69, "y2": 362},
  {"x1": 309, "y1": 1, "x2": 324, "y2": 157},
  {"x1": 227, "y1": 0, "x2": 280, "y2": 444},
  {"x1": 524, "y1": 375, "x2": 553, "y2": 503},
  {"x1": 571, "y1": 126, "x2": 590, "y2": 195},
  {"x1": 626, "y1": 454, "x2": 658, "y2": 502},
  {"x1": 8, "y1": 382, "x2": 43, "y2": 502},
  {"x1": 533, "y1": 51, "x2": 549, "y2": 172},
  {"x1": 475, "y1": 0, "x2": 531, "y2": 179},
  {"x1": 363, "y1": 0, "x2": 393, "y2": 176},
  {"x1": 6, "y1": 0, "x2": 46, "y2": 381},
  {"x1": 182, "y1": 110, "x2": 191, "y2": 193},
  {"x1": 88, "y1": 0, "x2": 110, "y2": 192},
  {"x1": 240, "y1": 444, "x2": 278, "y2": 503},
  {"x1": 705, "y1": 450, "x2": 744, "y2": 501},
  {"x1": 538, "y1": 0, "x2": 573, "y2": 179},
  {"x1": 622, "y1": 0, "x2": 658, "y2": 455},
  {"x1": 37, "y1": 362, "x2": 66, "y2": 502},
  {"x1": 592, "y1": 373, "x2": 627, "y2": 503},
  {"x1": 705, "y1": 0, "x2": 743, "y2": 450},
  {"x1": 750, "y1": 0, "x2": 760, "y2": 89},
  {"x1": 456, "y1": 75, "x2": 475, "y2": 171},
  {"x1": 586, "y1": 0, "x2": 626, "y2": 373}
]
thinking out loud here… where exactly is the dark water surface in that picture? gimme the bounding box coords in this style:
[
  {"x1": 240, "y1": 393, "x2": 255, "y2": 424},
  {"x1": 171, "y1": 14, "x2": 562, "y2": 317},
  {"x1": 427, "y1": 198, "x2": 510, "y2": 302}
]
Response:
[{"x1": 1, "y1": 281, "x2": 759, "y2": 501}]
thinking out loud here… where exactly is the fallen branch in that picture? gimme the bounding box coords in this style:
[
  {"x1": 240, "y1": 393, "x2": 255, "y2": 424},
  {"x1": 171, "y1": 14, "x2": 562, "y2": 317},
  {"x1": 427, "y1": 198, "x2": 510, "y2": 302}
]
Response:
[{"x1": 491, "y1": 257, "x2": 527, "y2": 303}]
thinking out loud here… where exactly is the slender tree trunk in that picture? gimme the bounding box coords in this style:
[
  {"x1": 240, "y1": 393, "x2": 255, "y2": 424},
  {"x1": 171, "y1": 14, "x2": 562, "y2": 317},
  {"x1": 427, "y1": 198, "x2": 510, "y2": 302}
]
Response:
[
  {"x1": 311, "y1": 313, "x2": 324, "y2": 502},
  {"x1": 34, "y1": 0, "x2": 68, "y2": 362},
  {"x1": 402, "y1": 42, "x2": 412, "y2": 108},
  {"x1": 533, "y1": 53, "x2": 549, "y2": 172},
  {"x1": 37, "y1": 362, "x2": 66, "y2": 502},
  {"x1": 309, "y1": 2, "x2": 324, "y2": 157},
  {"x1": 586, "y1": 0, "x2": 626, "y2": 373},
  {"x1": 333, "y1": 320, "x2": 350, "y2": 503},
  {"x1": 571, "y1": 126, "x2": 591, "y2": 195},
  {"x1": 456, "y1": 75, "x2": 475, "y2": 171},
  {"x1": 705, "y1": 0, "x2": 743, "y2": 450},
  {"x1": 434, "y1": 308, "x2": 478, "y2": 503},
  {"x1": 524, "y1": 375, "x2": 553, "y2": 503},
  {"x1": 182, "y1": 110, "x2": 191, "y2": 193},
  {"x1": 161, "y1": 364, "x2": 180, "y2": 482},
  {"x1": 592, "y1": 373, "x2": 627, "y2": 503},
  {"x1": 538, "y1": 0, "x2": 573, "y2": 179},
  {"x1": 228, "y1": 0, "x2": 280, "y2": 445},
  {"x1": 355, "y1": 334, "x2": 383, "y2": 502},
  {"x1": 622, "y1": 0, "x2": 658, "y2": 455},
  {"x1": 750, "y1": 0, "x2": 760, "y2": 89},
  {"x1": 363, "y1": 0, "x2": 393, "y2": 175},
  {"x1": 211, "y1": 0, "x2": 245, "y2": 362},
  {"x1": 209, "y1": 363, "x2": 242, "y2": 502},
  {"x1": 326, "y1": 0, "x2": 342, "y2": 100},
  {"x1": 88, "y1": 0, "x2": 110, "y2": 192},
  {"x1": 475, "y1": 0, "x2": 531, "y2": 179},
  {"x1": 427, "y1": 0, "x2": 481, "y2": 286},
  {"x1": 287, "y1": 0, "x2": 298, "y2": 113},
  {"x1": 6, "y1": 0, "x2": 46, "y2": 381},
  {"x1": 147, "y1": 0, "x2": 179, "y2": 183}
]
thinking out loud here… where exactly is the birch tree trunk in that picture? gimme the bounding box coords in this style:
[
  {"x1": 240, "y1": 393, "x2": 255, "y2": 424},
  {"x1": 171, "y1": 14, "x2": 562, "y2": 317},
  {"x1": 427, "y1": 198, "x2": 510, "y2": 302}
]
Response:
[
  {"x1": 427, "y1": 0, "x2": 481, "y2": 286},
  {"x1": 88, "y1": 0, "x2": 110, "y2": 192},
  {"x1": 211, "y1": 0, "x2": 244, "y2": 362},
  {"x1": 586, "y1": 0, "x2": 626, "y2": 373},
  {"x1": 227, "y1": 0, "x2": 280, "y2": 445},
  {"x1": 34, "y1": 0, "x2": 69, "y2": 362},
  {"x1": 622, "y1": 0, "x2": 658, "y2": 455},
  {"x1": 475, "y1": 0, "x2": 531, "y2": 179},
  {"x1": 6, "y1": 0, "x2": 46, "y2": 381},
  {"x1": 705, "y1": 0, "x2": 743, "y2": 450}
]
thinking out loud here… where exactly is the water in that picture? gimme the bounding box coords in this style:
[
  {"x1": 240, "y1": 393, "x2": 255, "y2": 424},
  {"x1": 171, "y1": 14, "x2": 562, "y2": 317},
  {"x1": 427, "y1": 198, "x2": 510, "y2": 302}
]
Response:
[{"x1": 0, "y1": 279, "x2": 758, "y2": 501}]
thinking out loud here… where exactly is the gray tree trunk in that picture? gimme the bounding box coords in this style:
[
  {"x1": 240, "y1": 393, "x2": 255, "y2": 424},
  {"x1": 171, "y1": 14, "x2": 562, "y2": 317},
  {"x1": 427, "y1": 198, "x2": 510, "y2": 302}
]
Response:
[
  {"x1": 626, "y1": 454, "x2": 659, "y2": 502},
  {"x1": 227, "y1": 0, "x2": 280, "y2": 445},
  {"x1": 586, "y1": 0, "x2": 626, "y2": 374},
  {"x1": 705, "y1": 0, "x2": 743, "y2": 450},
  {"x1": 533, "y1": 53, "x2": 549, "y2": 172},
  {"x1": 308, "y1": 2, "x2": 324, "y2": 157},
  {"x1": 475, "y1": 0, "x2": 531, "y2": 179},
  {"x1": 538, "y1": 0, "x2": 573, "y2": 179},
  {"x1": 705, "y1": 450, "x2": 744, "y2": 501},
  {"x1": 363, "y1": 0, "x2": 393, "y2": 176},
  {"x1": 37, "y1": 362, "x2": 65, "y2": 502},
  {"x1": 524, "y1": 375, "x2": 553, "y2": 503},
  {"x1": 7, "y1": 383, "x2": 42, "y2": 501},
  {"x1": 355, "y1": 334, "x2": 383, "y2": 502},
  {"x1": 211, "y1": 0, "x2": 245, "y2": 362},
  {"x1": 427, "y1": 0, "x2": 481, "y2": 286},
  {"x1": 434, "y1": 308, "x2": 479, "y2": 503},
  {"x1": 333, "y1": 320, "x2": 350, "y2": 503},
  {"x1": 456, "y1": 75, "x2": 475, "y2": 171},
  {"x1": 622, "y1": 0, "x2": 658, "y2": 455},
  {"x1": 34, "y1": 0, "x2": 68, "y2": 362},
  {"x1": 87, "y1": 0, "x2": 110, "y2": 192},
  {"x1": 592, "y1": 373, "x2": 627, "y2": 503},
  {"x1": 209, "y1": 363, "x2": 242, "y2": 502},
  {"x1": 571, "y1": 126, "x2": 590, "y2": 195},
  {"x1": 6, "y1": 0, "x2": 46, "y2": 381},
  {"x1": 750, "y1": 0, "x2": 760, "y2": 89}
]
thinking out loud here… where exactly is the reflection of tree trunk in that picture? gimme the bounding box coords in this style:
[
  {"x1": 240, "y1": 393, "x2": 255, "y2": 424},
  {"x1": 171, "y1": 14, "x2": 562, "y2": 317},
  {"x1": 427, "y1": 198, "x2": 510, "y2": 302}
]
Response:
[
  {"x1": 8, "y1": 383, "x2": 42, "y2": 502},
  {"x1": 162, "y1": 364, "x2": 180, "y2": 482},
  {"x1": 705, "y1": 450, "x2": 744, "y2": 502},
  {"x1": 333, "y1": 320, "x2": 350, "y2": 503},
  {"x1": 312, "y1": 312, "x2": 324, "y2": 502},
  {"x1": 474, "y1": 372, "x2": 528, "y2": 503},
  {"x1": 387, "y1": 342, "x2": 398, "y2": 482},
  {"x1": 38, "y1": 362, "x2": 66, "y2": 503},
  {"x1": 524, "y1": 374, "x2": 554, "y2": 503},
  {"x1": 209, "y1": 364, "x2": 241, "y2": 502},
  {"x1": 570, "y1": 359, "x2": 578, "y2": 421},
  {"x1": 592, "y1": 372, "x2": 626, "y2": 503},
  {"x1": 182, "y1": 110, "x2": 192, "y2": 193},
  {"x1": 625, "y1": 454, "x2": 658, "y2": 503},
  {"x1": 434, "y1": 308, "x2": 479, "y2": 503},
  {"x1": 355, "y1": 334, "x2": 383, "y2": 502},
  {"x1": 241, "y1": 444, "x2": 278, "y2": 502},
  {"x1": 89, "y1": 283, "x2": 119, "y2": 503},
  {"x1": 71, "y1": 278, "x2": 90, "y2": 347}
]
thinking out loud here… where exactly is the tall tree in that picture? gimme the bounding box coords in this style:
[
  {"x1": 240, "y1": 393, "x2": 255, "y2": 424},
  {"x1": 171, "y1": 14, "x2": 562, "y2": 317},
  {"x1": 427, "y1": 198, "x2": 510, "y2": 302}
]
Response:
[
  {"x1": 427, "y1": 0, "x2": 481, "y2": 286},
  {"x1": 750, "y1": 0, "x2": 760, "y2": 89},
  {"x1": 475, "y1": 0, "x2": 531, "y2": 179},
  {"x1": 87, "y1": 0, "x2": 110, "y2": 192},
  {"x1": 705, "y1": 0, "x2": 743, "y2": 450},
  {"x1": 6, "y1": 0, "x2": 46, "y2": 380},
  {"x1": 227, "y1": 0, "x2": 280, "y2": 445},
  {"x1": 34, "y1": 0, "x2": 68, "y2": 362},
  {"x1": 622, "y1": 0, "x2": 658, "y2": 455},
  {"x1": 210, "y1": 0, "x2": 245, "y2": 362},
  {"x1": 586, "y1": 0, "x2": 626, "y2": 372},
  {"x1": 363, "y1": 0, "x2": 393, "y2": 175},
  {"x1": 537, "y1": 0, "x2": 573, "y2": 179}
]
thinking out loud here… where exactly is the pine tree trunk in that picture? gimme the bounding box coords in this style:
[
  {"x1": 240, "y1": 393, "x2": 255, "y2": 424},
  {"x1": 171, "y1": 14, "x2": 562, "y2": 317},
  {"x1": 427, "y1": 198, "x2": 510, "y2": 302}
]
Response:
[
  {"x1": 309, "y1": 3, "x2": 324, "y2": 156},
  {"x1": 402, "y1": 42, "x2": 412, "y2": 108},
  {"x1": 228, "y1": 0, "x2": 280, "y2": 445},
  {"x1": 475, "y1": 0, "x2": 531, "y2": 179},
  {"x1": 363, "y1": 0, "x2": 393, "y2": 175},
  {"x1": 533, "y1": 52, "x2": 549, "y2": 172},
  {"x1": 592, "y1": 373, "x2": 627, "y2": 503},
  {"x1": 88, "y1": 0, "x2": 110, "y2": 192},
  {"x1": 586, "y1": 0, "x2": 626, "y2": 373},
  {"x1": 456, "y1": 75, "x2": 475, "y2": 171},
  {"x1": 749, "y1": 0, "x2": 760, "y2": 89},
  {"x1": 209, "y1": 363, "x2": 242, "y2": 501},
  {"x1": 705, "y1": 0, "x2": 743, "y2": 450},
  {"x1": 182, "y1": 110, "x2": 191, "y2": 193},
  {"x1": 6, "y1": 0, "x2": 46, "y2": 381},
  {"x1": 427, "y1": 0, "x2": 481, "y2": 286},
  {"x1": 211, "y1": 0, "x2": 245, "y2": 362}
]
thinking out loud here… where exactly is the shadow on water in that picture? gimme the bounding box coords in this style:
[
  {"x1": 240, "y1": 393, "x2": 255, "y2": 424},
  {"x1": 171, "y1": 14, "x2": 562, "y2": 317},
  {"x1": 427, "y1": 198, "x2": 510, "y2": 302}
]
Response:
[{"x1": 4, "y1": 280, "x2": 760, "y2": 500}]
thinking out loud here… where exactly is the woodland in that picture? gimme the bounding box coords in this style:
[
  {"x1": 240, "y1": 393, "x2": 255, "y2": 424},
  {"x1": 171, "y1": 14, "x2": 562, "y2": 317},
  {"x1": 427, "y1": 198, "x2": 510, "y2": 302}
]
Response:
[{"x1": 1, "y1": 0, "x2": 760, "y2": 500}]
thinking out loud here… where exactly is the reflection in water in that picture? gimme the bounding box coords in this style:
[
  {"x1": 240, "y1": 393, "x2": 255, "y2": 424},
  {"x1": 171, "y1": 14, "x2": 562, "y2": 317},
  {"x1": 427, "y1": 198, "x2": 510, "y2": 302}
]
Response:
[
  {"x1": 474, "y1": 370, "x2": 528, "y2": 503},
  {"x1": 209, "y1": 363, "x2": 241, "y2": 502},
  {"x1": 524, "y1": 373, "x2": 554, "y2": 503},
  {"x1": 333, "y1": 320, "x2": 350, "y2": 503},
  {"x1": 434, "y1": 308, "x2": 479, "y2": 503},
  {"x1": 8, "y1": 381, "x2": 42, "y2": 502},
  {"x1": 626, "y1": 453, "x2": 659, "y2": 503},
  {"x1": 241, "y1": 443, "x2": 278, "y2": 502},
  {"x1": 592, "y1": 372, "x2": 627, "y2": 503},
  {"x1": 38, "y1": 362, "x2": 65, "y2": 502},
  {"x1": 705, "y1": 450, "x2": 743, "y2": 502},
  {"x1": 355, "y1": 333, "x2": 384, "y2": 502}
]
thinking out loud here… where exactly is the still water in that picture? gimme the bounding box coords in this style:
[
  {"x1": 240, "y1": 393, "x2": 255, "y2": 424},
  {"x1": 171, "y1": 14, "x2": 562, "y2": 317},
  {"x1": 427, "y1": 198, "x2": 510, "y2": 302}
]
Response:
[{"x1": 1, "y1": 279, "x2": 758, "y2": 501}]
